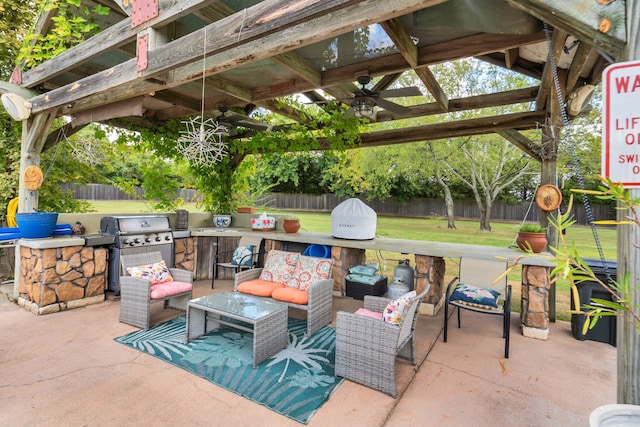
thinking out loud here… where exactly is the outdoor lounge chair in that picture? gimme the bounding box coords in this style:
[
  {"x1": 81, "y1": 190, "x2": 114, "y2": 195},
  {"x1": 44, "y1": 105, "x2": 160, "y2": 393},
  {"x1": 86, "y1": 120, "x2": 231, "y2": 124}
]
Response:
[
  {"x1": 119, "y1": 251, "x2": 193, "y2": 330},
  {"x1": 334, "y1": 286, "x2": 430, "y2": 398},
  {"x1": 443, "y1": 257, "x2": 511, "y2": 358},
  {"x1": 212, "y1": 236, "x2": 263, "y2": 288}
]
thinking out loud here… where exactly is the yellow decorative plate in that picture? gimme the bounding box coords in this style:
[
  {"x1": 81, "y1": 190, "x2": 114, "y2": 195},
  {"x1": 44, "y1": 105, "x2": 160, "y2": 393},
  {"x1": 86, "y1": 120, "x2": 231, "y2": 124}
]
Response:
[{"x1": 536, "y1": 184, "x2": 562, "y2": 212}]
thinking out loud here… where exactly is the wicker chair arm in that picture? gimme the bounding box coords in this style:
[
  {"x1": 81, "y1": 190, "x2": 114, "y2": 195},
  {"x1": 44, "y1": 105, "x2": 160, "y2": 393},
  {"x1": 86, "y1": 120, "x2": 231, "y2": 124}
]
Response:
[
  {"x1": 363, "y1": 295, "x2": 392, "y2": 312},
  {"x1": 119, "y1": 276, "x2": 152, "y2": 299},
  {"x1": 169, "y1": 268, "x2": 193, "y2": 283},
  {"x1": 306, "y1": 278, "x2": 333, "y2": 302},
  {"x1": 233, "y1": 267, "x2": 263, "y2": 291}
]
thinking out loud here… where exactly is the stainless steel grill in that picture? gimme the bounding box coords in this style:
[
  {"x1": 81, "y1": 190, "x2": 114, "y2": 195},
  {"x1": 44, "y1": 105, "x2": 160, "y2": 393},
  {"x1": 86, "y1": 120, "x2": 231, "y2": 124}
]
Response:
[{"x1": 101, "y1": 215, "x2": 174, "y2": 294}]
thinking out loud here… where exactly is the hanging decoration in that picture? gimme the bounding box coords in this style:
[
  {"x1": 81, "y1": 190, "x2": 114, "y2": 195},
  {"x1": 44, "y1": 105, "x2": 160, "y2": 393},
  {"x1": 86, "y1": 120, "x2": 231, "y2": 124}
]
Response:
[
  {"x1": 176, "y1": 117, "x2": 228, "y2": 166},
  {"x1": 67, "y1": 137, "x2": 106, "y2": 166},
  {"x1": 535, "y1": 184, "x2": 562, "y2": 212},
  {"x1": 176, "y1": 26, "x2": 228, "y2": 166}
]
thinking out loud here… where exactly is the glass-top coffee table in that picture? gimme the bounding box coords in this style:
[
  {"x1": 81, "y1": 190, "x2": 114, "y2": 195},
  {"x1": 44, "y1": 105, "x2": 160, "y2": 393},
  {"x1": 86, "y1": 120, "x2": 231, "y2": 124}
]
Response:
[{"x1": 186, "y1": 292, "x2": 288, "y2": 368}]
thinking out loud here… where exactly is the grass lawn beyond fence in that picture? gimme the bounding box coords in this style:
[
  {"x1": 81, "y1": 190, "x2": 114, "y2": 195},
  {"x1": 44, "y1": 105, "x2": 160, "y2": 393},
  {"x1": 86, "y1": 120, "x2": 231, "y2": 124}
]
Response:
[{"x1": 87, "y1": 200, "x2": 618, "y2": 321}]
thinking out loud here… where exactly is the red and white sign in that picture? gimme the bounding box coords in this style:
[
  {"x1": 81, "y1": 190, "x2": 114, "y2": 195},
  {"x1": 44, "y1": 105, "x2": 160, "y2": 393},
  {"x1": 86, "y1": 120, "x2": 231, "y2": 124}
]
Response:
[{"x1": 603, "y1": 61, "x2": 640, "y2": 187}]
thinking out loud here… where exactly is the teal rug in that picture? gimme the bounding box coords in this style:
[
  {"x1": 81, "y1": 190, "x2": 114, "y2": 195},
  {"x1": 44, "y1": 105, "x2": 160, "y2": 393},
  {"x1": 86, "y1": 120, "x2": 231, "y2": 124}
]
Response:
[{"x1": 115, "y1": 316, "x2": 342, "y2": 424}]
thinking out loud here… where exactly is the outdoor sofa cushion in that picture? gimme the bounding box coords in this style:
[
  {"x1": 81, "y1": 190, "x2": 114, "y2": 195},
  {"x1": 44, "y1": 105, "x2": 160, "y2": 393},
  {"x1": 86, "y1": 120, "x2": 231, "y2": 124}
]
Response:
[
  {"x1": 236, "y1": 279, "x2": 285, "y2": 297},
  {"x1": 150, "y1": 281, "x2": 193, "y2": 300},
  {"x1": 287, "y1": 255, "x2": 333, "y2": 291},
  {"x1": 231, "y1": 245, "x2": 254, "y2": 266},
  {"x1": 271, "y1": 287, "x2": 308, "y2": 305}
]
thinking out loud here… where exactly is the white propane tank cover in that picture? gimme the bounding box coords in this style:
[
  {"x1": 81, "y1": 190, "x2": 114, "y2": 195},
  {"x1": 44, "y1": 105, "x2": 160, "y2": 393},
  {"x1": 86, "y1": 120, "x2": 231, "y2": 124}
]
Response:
[{"x1": 331, "y1": 198, "x2": 377, "y2": 240}]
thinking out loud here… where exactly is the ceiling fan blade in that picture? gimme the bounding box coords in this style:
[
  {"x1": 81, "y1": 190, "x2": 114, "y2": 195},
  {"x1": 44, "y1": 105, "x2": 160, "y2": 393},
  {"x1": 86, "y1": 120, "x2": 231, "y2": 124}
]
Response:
[
  {"x1": 377, "y1": 86, "x2": 423, "y2": 98},
  {"x1": 226, "y1": 112, "x2": 272, "y2": 131},
  {"x1": 375, "y1": 98, "x2": 412, "y2": 115},
  {"x1": 336, "y1": 81, "x2": 365, "y2": 98}
]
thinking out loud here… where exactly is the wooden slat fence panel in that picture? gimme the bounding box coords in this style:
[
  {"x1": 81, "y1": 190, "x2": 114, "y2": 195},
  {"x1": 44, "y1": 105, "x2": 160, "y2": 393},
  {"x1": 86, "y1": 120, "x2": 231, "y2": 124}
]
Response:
[{"x1": 65, "y1": 184, "x2": 613, "y2": 225}]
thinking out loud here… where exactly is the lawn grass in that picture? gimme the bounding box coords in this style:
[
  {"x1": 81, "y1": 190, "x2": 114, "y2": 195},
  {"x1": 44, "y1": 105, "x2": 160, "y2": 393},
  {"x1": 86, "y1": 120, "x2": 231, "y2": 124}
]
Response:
[{"x1": 86, "y1": 200, "x2": 618, "y2": 321}]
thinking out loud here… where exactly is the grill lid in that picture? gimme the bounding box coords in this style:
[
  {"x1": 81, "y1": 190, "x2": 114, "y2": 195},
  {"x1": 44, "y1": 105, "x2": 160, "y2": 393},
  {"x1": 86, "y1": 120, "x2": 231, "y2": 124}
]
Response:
[{"x1": 100, "y1": 215, "x2": 171, "y2": 235}]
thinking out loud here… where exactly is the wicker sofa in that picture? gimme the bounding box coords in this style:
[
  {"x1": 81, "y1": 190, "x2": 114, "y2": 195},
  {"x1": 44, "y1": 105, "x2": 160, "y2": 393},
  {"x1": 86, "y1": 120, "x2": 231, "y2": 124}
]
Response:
[{"x1": 234, "y1": 250, "x2": 334, "y2": 337}]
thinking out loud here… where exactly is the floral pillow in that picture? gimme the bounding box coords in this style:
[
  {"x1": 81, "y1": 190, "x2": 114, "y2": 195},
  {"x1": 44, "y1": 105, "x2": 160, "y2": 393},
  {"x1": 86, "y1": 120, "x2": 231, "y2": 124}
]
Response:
[
  {"x1": 259, "y1": 250, "x2": 300, "y2": 284},
  {"x1": 287, "y1": 255, "x2": 333, "y2": 291},
  {"x1": 127, "y1": 260, "x2": 174, "y2": 285},
  {"x1": 449, "y1": 283, "x2": 500, "y2": 310},
  {"x1": 231, "y1": 245, "x2": 254, "y2": 266},
  {"x1": 382, "y1": 290, "x2": 417, "y2": 325}
]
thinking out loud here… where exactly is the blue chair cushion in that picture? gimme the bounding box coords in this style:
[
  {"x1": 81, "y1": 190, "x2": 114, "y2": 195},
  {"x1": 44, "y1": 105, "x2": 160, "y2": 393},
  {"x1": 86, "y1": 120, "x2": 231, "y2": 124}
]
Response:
[{"x1": 449, "y1": 283, "x2": 500, "y2": 310}]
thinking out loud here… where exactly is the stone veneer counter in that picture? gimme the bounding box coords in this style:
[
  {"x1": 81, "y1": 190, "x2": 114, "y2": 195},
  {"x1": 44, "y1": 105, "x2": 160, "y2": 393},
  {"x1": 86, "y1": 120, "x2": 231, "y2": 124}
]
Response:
[{"x1": 16, "y1": 236, "x2": 108, "y2": 315}]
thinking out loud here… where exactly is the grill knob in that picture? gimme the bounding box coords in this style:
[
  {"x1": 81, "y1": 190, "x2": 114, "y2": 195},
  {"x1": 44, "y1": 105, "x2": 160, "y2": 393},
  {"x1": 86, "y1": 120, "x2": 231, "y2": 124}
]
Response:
[
  {"x1": 164, "y1": 235, "x2": 171, "y2": 241},
  {"x1": 155, "y1": 236, "x2": 161, "y2": 242},
  {"x1": 134, "y1": 238, "x2": 141, "y2": 244},
  {"x1": 122, "y1": 239, "x2": 130, "y2": 245},
  {"x1": 145, "y1": 237, "x2": 152, "y2": 243}
]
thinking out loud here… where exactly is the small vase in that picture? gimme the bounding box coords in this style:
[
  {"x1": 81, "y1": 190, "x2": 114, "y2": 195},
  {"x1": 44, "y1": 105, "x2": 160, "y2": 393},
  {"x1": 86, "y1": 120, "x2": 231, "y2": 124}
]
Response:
[
  {"x1": 283, "y1": 219, "x2": 300, "y2": 233},
  {"x1": 516, "y1": 232, "x2": 547, "y2": 253}
]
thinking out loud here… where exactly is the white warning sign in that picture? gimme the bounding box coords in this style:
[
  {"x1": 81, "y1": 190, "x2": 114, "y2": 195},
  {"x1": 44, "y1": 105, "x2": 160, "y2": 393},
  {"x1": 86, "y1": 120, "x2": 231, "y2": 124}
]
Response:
[{"x1": 602, "y1": 61, "x2": 640, "y2": 187}]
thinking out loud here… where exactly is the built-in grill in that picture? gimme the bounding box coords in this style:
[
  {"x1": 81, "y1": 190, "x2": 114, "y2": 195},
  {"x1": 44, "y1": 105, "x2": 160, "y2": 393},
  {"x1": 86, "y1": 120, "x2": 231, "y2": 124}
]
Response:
[{"x1": 101, "y1": 215, "x2": 174, "y2": 294}]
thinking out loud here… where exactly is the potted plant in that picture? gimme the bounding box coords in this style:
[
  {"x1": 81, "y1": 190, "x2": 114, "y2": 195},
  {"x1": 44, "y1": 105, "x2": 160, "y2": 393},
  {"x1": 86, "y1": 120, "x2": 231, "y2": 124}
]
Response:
[
  {"x1": 282, "y1": 214, "x2": 301, "y2": 233},
  {"x1": 516, "y1": 223, "x2": 548, "y2": 253}
]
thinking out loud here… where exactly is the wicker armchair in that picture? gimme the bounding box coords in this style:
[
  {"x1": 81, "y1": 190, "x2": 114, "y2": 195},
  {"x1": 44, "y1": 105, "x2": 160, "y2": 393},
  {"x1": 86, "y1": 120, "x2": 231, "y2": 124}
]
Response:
[
  {"x1": 334, "y1": 286, "x2": 430, "y2": 398},
  {"x1": 119, "y1": 251, "x2": 193, "y2": 330}
]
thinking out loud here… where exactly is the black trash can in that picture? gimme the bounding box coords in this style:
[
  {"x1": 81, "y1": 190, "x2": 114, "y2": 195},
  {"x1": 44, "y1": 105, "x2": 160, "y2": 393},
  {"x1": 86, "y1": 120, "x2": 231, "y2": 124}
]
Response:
[{"x1": 570, "y1": 258, "x2": 617, "y2": 346}]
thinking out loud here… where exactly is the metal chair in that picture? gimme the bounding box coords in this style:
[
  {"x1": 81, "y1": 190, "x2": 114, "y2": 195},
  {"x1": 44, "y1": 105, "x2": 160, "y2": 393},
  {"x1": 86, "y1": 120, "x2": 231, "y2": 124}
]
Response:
[
  {"x1": 119, "y1": 251, "x2": 193, "y2": 330},
  {"x1": 334, "y1": 286, "x2": 430, "y2": 398},
  {"x1": 212, "y1": 236, "x2": 263, "y2": 288},
  {"x1": 443, "y1": 257, "x2": 511, "y2": 358}
]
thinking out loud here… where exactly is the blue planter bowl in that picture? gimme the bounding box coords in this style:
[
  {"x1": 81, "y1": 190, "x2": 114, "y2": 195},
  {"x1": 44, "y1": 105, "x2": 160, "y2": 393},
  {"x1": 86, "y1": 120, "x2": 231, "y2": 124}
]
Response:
[{"x1": 15, "y1": 212, "x2": 59, "y2": 239}]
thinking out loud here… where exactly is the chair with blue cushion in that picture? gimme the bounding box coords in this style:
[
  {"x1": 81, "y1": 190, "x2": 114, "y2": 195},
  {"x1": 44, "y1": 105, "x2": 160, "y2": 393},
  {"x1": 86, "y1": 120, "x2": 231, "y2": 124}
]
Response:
[
  {"x1": 443, "y1": 257, "x2": 511, "y2": 358},
  {"x1": 212, "y1": 236, "x2": 263, "y2": 288}
]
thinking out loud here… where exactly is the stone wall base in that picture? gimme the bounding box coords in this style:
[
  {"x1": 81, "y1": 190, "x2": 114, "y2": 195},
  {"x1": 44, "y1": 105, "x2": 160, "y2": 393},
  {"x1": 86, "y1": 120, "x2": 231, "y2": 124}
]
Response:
[
  {"x1": 419, "y1": 293, "x2": 445, "y2": 316},
  {"x1": 18, "y1": 294, "x2": 105, "y2": 315},
  {"x1": 522, "y1": 325, "x2": 549, "y2": 340}
]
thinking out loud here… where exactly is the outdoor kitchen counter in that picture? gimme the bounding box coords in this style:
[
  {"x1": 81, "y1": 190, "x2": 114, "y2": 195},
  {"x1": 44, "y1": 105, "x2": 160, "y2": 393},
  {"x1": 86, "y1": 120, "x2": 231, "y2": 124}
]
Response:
[
  {"x1": 17, "y1": 236, "x2": 85, "y2": 249},
  {"x1": 190, "y1": 228, "x2": 553, "y2": 267},
  {"x1": 191, "y1": 228, "x2": 556, "y2": 338}
]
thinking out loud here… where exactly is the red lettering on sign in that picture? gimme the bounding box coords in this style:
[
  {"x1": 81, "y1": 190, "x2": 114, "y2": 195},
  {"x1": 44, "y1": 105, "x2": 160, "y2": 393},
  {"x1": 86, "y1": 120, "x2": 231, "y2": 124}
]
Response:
[{"x1": 615, "y1": 74, "x2": 640, "y2": 93}]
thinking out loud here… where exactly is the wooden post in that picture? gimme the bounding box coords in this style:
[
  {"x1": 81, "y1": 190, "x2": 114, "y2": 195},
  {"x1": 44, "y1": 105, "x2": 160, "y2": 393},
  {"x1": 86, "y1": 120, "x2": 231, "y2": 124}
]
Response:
[{"x1": 617, "y1": 0, "x2": 640, "y2": 406}]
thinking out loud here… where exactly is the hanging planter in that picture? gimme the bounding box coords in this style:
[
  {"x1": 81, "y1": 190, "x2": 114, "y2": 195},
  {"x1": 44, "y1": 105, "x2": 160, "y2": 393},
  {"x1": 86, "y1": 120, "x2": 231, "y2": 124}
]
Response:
[{"x1": 516, "y1": 224, "x2": 548, "y2": 253}]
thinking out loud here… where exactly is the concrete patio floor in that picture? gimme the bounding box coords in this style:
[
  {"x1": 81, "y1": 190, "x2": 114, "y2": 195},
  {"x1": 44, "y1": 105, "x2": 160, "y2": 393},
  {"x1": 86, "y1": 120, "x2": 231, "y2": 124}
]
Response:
[{"x1": 0, "y1": 279, "x2": 616, "y2": 426}]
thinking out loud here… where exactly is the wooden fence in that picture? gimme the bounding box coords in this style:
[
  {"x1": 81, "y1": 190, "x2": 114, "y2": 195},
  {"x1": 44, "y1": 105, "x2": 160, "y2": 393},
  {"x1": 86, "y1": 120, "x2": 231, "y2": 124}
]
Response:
[{"x1": 63, "y1": 183, "x2": 614, "y2": 225}]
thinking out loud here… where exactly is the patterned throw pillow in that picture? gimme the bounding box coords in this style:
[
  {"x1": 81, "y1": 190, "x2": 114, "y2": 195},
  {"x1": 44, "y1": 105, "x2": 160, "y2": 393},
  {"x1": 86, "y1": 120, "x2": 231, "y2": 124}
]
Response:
[
  {"x1": 259, "y1": 250, "x2": 300, "y2": 284},
  {"x1": 449, "y1": 283, "x2": 500, "y2": 310},
  {"x1": 231, "y1": 245, "x2": 254, "y2": 266},
  {"x1": 127, "y1": 260, "x2": 174, "y2": 285},
  {"x1": 287, "y1": 255, "x2": 333, "y2": 291},
  {"x1": 382, "y1": 290, "x2": 417, "y2": 325}
]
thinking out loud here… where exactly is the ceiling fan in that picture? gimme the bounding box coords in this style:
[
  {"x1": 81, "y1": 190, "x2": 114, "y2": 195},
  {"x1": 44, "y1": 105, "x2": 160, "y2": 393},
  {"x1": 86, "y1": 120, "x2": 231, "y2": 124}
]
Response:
[
  {"x1": 214, "y1": 103, "x2": 273, "y2": 136},
  {"x1": 341, "y1": 73, "x2": 423, "y2": 118}
]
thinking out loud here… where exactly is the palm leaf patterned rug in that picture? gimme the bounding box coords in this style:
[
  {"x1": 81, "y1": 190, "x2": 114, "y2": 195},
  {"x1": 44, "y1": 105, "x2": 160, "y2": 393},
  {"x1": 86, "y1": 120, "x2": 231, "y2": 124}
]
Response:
[{"x1": 115, "y1": 316, "x2": 342, "y2": 424}]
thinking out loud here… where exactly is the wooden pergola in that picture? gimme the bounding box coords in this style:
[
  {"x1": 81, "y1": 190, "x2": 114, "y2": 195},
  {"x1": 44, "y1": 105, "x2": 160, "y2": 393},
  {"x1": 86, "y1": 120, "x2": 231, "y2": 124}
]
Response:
[{"x1": 1, "y1": 0, "x2": 639, "y2": 404}]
